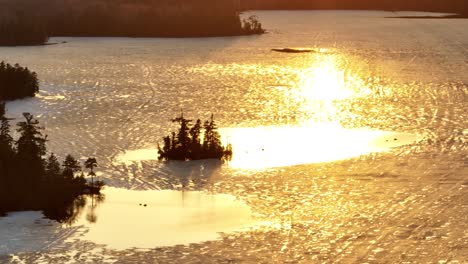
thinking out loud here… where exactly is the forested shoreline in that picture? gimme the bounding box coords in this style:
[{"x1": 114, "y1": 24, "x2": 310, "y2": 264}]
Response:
[
  {"x1": 240, "y1": 0, "x2": 468, "y2": 16},
  {"x1": 239, "y1": 0, "x2": 468, "y2": 15},
  {"x1": 0, "y1": 103, "x2": 103, "y2": 221},
  {"x1": 0, "y1": 0, "x2": 264, "y2": 46}
]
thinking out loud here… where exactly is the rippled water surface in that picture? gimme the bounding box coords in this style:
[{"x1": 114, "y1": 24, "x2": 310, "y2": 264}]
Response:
[{"x1": 1, "y1": 10, "x2": 467, "y2": 263}]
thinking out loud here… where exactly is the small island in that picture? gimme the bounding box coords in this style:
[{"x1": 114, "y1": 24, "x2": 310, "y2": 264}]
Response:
[
  {"x1": 0, "y1": 0, "x2": 265, "y2": 46},
  {"x1": 0, "y1": 61, "x2": 39, "y2": 100},
  {"x1": 158, "y1": 114, "x2": 232, "y2": 161},
  {"x1": 272, "y1": 48, "x2": 313, "y2": 53},
  {"x1": 0, "y1": 103, "x2": 103, "y2": 221}
]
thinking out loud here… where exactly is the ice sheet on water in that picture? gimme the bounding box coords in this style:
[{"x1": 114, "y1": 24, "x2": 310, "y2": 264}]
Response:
[{"x1": 0, "y1": 212, "x2": 68, "y2": 255}]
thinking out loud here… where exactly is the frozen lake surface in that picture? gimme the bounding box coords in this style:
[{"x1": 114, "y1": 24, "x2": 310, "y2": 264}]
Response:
[{"x1": 0, "y1": 10, "x2": 467, "y2": 263}]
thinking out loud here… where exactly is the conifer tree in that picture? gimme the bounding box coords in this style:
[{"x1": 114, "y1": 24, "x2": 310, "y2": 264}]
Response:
[
  {"x1": 172, "y1": 113, "x2": 192, "y2": 160},
  {"x1": 45, "y1": 153, "x2": 62, "y2": 181},
  {"x1": 84, "y1": 157, "x2": 97, "y2": 186},
  {"x1": 189, "y1": 119, "x2": 202, "y2": 160},
  {"x1": 0, "y1": 102, "x2": 14, "y2": 156},
  {"x1": 62, "y1": 155, "x2": 81, "y2": 181},
  {"x1": 0, "y1": 102, "x2": 14, "y2": 192},
  {"x1": 16, "y1": 113, "x2": 47, "y2": 189},
  {"x1": 202, "y1": 114, "x2": 223, "y2": 159}
]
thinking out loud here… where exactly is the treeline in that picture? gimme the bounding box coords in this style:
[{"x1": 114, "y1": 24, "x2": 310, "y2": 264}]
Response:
[
  {"x1": 0, "y1": 15, "x2": 48, "y2": 46},
  {"x1": 0, "y1": 61, "x2": 39, "y2": 100},
  {"x1": 158, "y1": 114, "x2": 232, "y2": 161},
  {"x1": 0, "y1": 104, "x2": 103, "y2": 221},
  {"x1": 0, "y1": 0, "x2": 264, "y2": 45},
  {"x1": 240, "y1": 0, "x2": 468, "y2": 15}
]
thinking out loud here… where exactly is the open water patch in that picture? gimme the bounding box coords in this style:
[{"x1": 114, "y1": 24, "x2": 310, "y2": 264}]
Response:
[{"x1": 71, "y1": 187, "x2": 255, "y2": 249}]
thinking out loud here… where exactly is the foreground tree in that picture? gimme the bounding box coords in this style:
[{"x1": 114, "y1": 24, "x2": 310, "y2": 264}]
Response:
[
  {"x1": 0, "y1": 103, "x2": 14, "y2": 158},
  {"x1": 15, "y1": 113, "x2": 47, "y2": 191},
  {"x1": 0, "y1": 103, "x2": 14, "y2": 199}
]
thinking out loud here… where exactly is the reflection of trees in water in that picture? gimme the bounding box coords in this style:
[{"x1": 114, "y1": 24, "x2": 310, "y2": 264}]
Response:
[
  {"x1": 160, "y1": 160, "x2": 223, "y2": 191},
  {"x1": 86, "y1": 194, "x2": 105, "y2": 224},
  {"x1": 41, "y1": 160, "x2": 221, "y2": 224},
  {"x1": 42, "y1": 195, "x2": 86, "y2": 224},
  {"x1": 41, "y1": 193, "x2": 105, "y2": 225}
]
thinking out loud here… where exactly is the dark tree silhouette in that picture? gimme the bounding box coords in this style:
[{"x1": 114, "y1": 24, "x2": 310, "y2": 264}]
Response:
[
  {"x1": 15, "y1": 113, "x2": 47, "y2": 192},
  {"x1": 0, "y1": 103, "x2": 14, "y2": 156},
  {"x1": 45, "y1": 153, "x2": 62, "y2": 181},
  {"x1": 84, "y1": 157, "x2": 97, "y2": 187},
  {"x1": 0, "y1": 103, "x2": 15, "y2": 204},
  {"x1": 189, "y1": 119, "x2": 203, "y2": 160},
  {"x1": 173, "y1": 114, "x2": 192, "y2": 160},
  {"x1": 62, "y1": 155, "x2": 81, "y2": 181}
]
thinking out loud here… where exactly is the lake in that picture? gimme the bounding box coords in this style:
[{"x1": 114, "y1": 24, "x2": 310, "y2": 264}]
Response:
[{"x1": 0, "y1": 11, "x2": 467, "y2": 263}]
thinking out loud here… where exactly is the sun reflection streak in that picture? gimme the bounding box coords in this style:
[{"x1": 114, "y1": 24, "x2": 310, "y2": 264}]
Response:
[
  {"x1": 218, "y1": 54, "x2": 419, "y2": 170},
  {"x1": 297, "y1": 55, "x2": 370, "y2": 99},
  {"x1": 221, "y1": 125, "x2": 419, "y2": 170}
]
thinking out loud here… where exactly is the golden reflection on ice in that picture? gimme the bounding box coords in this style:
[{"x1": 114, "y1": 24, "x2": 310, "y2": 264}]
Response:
[{"x1": 221, "y1": 125, "x2": 419, "y2": 170}]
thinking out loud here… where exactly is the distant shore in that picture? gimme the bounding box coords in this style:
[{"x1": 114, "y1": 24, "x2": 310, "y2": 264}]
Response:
[
  {"x1": 387, "y1": 14, "x2": 468, "y2": 19},
  {"x1": 0, "y1": 0, "x2": 264, "y2": 47}
]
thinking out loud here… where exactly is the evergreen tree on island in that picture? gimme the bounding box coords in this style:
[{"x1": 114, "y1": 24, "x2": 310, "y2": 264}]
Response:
[{"x1": 158, "y1": 113, "x2": 232, "y2": 161}]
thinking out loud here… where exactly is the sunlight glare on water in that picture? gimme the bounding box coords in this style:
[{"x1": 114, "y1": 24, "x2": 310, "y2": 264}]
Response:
[
  {"x1": 220, "y1": 54, "x2": 419, "y2": 170},
  {"x1": 295, "y1": 55, "x2": 371, "y2": 102},
  {"x1": 221, "y1": 125, "x2": 419, "y2": 170}
]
